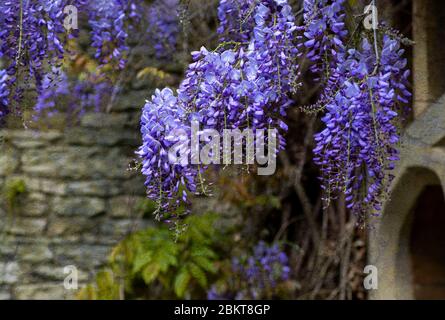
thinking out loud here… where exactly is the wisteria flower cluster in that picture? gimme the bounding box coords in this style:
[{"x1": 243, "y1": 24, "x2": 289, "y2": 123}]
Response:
[
  {"x1": 302, "y1": 0, "x2": 348, "y2": 112},
  {"x1": 88, "y1": 0, "x2": 181, "y2": 68},
  {"x1": 137, "y1": 87, "x2": 198, "y2": 219},
  {"x1": 207, "y1": 241, "x2": 290, "y2": 300},
  {"x1": 146, "y1": 0, "x2": 180, "y2": 59},
  {"x1": 0, "y1": 0, "x2": 74, "y2": 116},
  {"x1": 217, "y1": 0, "x2": 256, "y2": 42},
  {"x1": 34, "y1": 70, "x2": 112, "y2": 121},
  {"x1": 305, "y1": 1, "x2": 411, "y2": 216},
  {"x1": 88, "y1": 0, "x2": 139, "y2": 69},
  {"x1": 0, "y1": 0, "x2": 180, "y2": 120},
  {"x1": 0, "y1": 0, "x2": 412, "y2": 222},
  {"x1": 138, "y1": 0, "x2": 301, "y2": 219}
]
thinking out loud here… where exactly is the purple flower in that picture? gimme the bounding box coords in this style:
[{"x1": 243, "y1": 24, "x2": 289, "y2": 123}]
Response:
[
  {"x1": 146, "y1": 0, "x2": 179, "y2": 59},
  {"x1": 217, "y1": 0, "x2": 255, "y2": 42},
  {"x1": 88, "y1": 0, "x2": 130, "y2": 69},
  {"x1": 0, "y1": 0, "x2": 77, "y2": 112},
  {"x1": 33, "y1": 69, "x2": 112, "y2": 121},
  {"x1": 137, "y1": 88, "x2": 199, "y2": 220},
  {"x1": 313, "y1": 36, "x2": 410, "y2": 216},
  {"x1": 208, "y1": 241, "x2": 290, "y2": 300},
  {"x1": 139, "y1": 0, "x2": 302, "y2": 216}
]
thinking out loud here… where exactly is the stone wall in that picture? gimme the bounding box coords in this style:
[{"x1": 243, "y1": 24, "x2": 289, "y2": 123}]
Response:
[
  {"x1": 369, "y1": 0, "x2": 445, "y2": 300},
  {"x1": 0, "y1": 90, "x2": 152, "y2": 299}
]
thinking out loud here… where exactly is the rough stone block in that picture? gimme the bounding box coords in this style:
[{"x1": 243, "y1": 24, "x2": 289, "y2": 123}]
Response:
[
  {"x1": 46, "y1": 217, "x2": 95, "y2": 237},
  {"x1": 113, "y1": 91, "x2": 147, "y2": 111},
  {"x1": 3, "y1": 130, "x2": 62, "y2": 149},
  {"x1": 31, "y1": 265, "x2": 88, "y2": 282},
  {"x1": 80, "y1": 113, "x2": 129, "y2": 128},
  {"x1": 8, "y1": 218, "x2": 46, "y2": 236},
  {"x1": 53, "y1": 197, "x2": 105, "y2": 217},
  {"x1": 14, "y1": 283, "x2": 67, "y2": 300},
  {"x1": 18, "y1": 243, "x2": 53, "y2": 263},
  {"x1": 0, "y1": 148, "x2": 19, "y2": 175},
  {"x1": 52, "y1": 244, "x2": 110, "y2": 268},
  {"x1": 0, "y1": 289, "x2": 11, "y2": 300},
  {"x1": 65, "y1": 127, "x2": 139, "y2": 147},
  {"x1": 100, "y1": 219, "x2": 151, "y2": 238},
  {"x1": 108, "y1": 196, "x2": 148, "y2": 218},
  {"x1": 65, "y1": 180, "x2": 122, "y2": 197},
  {"x1": 0, "y1": 262, "x2": 20, "y2": 285},
  {"x1": 21, "y1": 193, "x2": 49, "y2": 217},
  {"x1": 26, "y1": 177, "x2": 67, "y2": 195}
]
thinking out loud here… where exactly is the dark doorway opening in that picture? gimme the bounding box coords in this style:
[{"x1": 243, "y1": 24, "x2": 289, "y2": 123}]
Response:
[{"x1": 410, "y1": 185, "x2": 445, "y2": 299}]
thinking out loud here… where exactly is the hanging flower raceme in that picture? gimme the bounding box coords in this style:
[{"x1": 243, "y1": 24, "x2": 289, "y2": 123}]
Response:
[
  {"x1": 34, "y1": 70, "x2": 112, "y2": 121},
  {"x1": 245, "y1": 0, "x2": 302, "y2": 148},
  {"x1": 146, "y1": 0, "x2": 180, "y2": 59},
  {"x1": 137, "y1": 88, "x2": 199, "y2": 220},
  {"x1": 0, "y1": 0, "x2": 74, "y2": 116},
  {"x1": 182, "y1": 0, "x2": 300, "y2": 138},
  {"x1": 302, "y1": 0, "x2": 348, "y2": 112},
  {"x1": 312, "y1": 33, "x2": 411, "y2": 217},
  {"x1": 301, "y1": 0, "x2": 411, "y2": 217},
  {"x1": 138, "y1": 0, "x2": 301, "y2": 219},
  {"x1": 88, "y1": 0, "x2": 179, "y2": 67},
  {"x1": 0, "y1": 0, "x2": 180, "y2": 121},
  {"x1": 217, "y1": 0, "x2": 256, "y2": 42},
  {"x1": 88, "y1": 0, "x2": 131, "y2": 69}
]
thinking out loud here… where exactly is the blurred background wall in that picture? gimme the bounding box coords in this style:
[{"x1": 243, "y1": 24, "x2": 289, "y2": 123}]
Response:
[{"x1": 0, "y1": 83, "x2": 152, "y2": 299}]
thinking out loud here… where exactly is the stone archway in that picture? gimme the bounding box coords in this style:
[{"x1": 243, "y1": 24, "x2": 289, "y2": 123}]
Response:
[
  {"x1": 409, "y1": 184, "x2": 445, "y2": 299},
  {"x1": 369, "y1": 0, "x2": 445, "y2": 299},
  {"x1": 369, "y1": 95, "x2": 445, "y2": 299}
]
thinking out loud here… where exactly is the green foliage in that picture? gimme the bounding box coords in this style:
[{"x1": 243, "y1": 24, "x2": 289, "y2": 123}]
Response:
[
  {"x1": 77, "y1": 270, "x2": 121, "y2": 300},
  {"x1": 135, "y1": 198, "x2": 157, "y2": 218},
  {"x1": 2, "y1": 178, "x2": 26, "y2": 214},
  {"x1": 78, "y1": 213, "x2": 222, "y2": 299}
]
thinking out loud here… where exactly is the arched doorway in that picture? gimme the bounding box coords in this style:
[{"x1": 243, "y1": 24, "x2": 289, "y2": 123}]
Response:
[
  {"x1": 410, "y1": 185, "x2": 445, "y2": 299},
  {"x1": 369, "y1": 166, "x2": 445, "y2": 299}
]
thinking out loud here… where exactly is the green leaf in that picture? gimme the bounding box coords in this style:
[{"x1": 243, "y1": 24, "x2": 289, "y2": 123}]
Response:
[
  {"x1": 191, "y1": 246, "x2": 217, "y2": 259},
  {"x1": 174, "y1": 268, "x2": 191, "y2": 298},
  {"x1": 142, "y1": 263, "x2": 160, "y2": 284},
  {"x1": 95, "y1": 270, "x2": 120, "y2": 300},
  {"x1": 157, "y1": 250, "x2": 178, "y2": 272},
  {"x1": 188, "y1": 263, "x2": 207, "y2": 288},
  {"x1": 192, "y1": 256, "x2": 217, "y2": 273},
  {"x1": 132, "y1": 251, "x2": 152, "y2": 273}
]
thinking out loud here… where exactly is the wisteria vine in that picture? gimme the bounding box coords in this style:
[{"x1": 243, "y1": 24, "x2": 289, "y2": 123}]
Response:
[
  {"x1": 138, "y1": 0, "x2": 411, "y2": 222},
  {"x1": 138, "y1": 0, "x2": 302, "y2": 221},
  {"x1": 0, "y1": 0, "x2": 180, "y2": 120},
  {"x1": 0, "y1": 0, "x2": 73, "y2": 115},
  {"x1": 303, "y1": 0, "x2": 411, "y2": 217},
  {"x1": 34, "y1": 69, "x2": 112, "y2": 121},
  {"x1": 0, "y1": 0, "x2": 412, "y2": 223},
  {"x1": 208, "y1": 241, "x2": 290, "y2": 300}
]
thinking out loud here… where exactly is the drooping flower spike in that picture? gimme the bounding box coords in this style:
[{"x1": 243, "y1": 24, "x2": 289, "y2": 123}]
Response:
[{"x1": 138, "y1": 0, "x2": 302, "y2": 219}]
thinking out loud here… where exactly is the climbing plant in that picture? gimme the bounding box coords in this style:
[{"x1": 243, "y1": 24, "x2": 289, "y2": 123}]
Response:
[
  {"x1": 136, "y1": 0, "x2": 412, "y2": 225},
  {"x1": 78, "y1": 213, "x2": 223, "y2": 299},
  {"x1": 0, "y1": 0, "x2": 412, "y2": 224}
]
